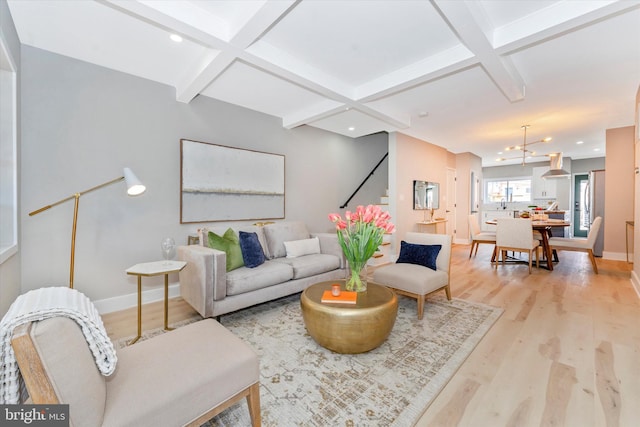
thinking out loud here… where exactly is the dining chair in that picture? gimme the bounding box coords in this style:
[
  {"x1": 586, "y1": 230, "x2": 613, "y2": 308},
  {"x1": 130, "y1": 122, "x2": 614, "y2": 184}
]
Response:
[
  {"x1": 495, "y1": 218, "x2": 540, "y2": 273},
  {"x1": 468, "y1": 214, "x2": 496, "y2": 259},
  {"x1": 548, "y1": 216, "x2": 602, "y2": 273}
]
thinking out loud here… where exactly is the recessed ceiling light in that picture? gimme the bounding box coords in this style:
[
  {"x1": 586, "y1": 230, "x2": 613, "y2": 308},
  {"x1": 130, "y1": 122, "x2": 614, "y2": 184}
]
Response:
[
  {"x1": 170, "y1": 34, "x2": 183, "y2": 43},
  {"x1": 594, "y1": 148, "x2": 600, "y2": 152},
  {"x1": 497, "y1": 151, "x2": 503, "y2": 155},
  {"x1": 576, "y1": 140, "x2": 584, "y2": 144},
  {"x1": 348, "y1": 127, "x2": 355, "y2": 131}
]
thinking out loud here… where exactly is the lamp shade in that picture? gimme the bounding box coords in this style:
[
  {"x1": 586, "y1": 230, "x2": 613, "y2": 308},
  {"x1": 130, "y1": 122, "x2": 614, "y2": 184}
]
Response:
[
  {"x1": 123, "y1": 167, "x2": 146, "y2": 195},
  {"x1": 541, "y1": 153, "x2": 570, "y2": 179}
]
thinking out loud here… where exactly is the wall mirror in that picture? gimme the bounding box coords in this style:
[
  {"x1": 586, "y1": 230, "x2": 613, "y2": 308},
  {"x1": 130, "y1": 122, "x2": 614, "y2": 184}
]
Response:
[
  {"x1": 180, "y1": 139, "x2": 285, "y2": 223},
  {"x1": 413, "y1": 180, "x2": 439, "y2": 210}
]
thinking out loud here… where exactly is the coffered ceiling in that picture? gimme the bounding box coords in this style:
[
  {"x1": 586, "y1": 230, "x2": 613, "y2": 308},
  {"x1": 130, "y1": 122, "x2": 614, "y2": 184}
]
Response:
[{"x1": 6, "y1": 0, "x2": 640, "y2": 166}]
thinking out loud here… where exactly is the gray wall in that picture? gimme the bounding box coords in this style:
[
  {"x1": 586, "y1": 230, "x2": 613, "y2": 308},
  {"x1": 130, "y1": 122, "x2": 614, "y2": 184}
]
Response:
[
  {"x1": 571, "y1": 157, "x2": 605, "y2": 173},
  {"x1": 19, "y1": 46, "x2": 387, "y2": 305},
  {"x1": 0, "y1": 0, "x2": 21, "y2": 317}
]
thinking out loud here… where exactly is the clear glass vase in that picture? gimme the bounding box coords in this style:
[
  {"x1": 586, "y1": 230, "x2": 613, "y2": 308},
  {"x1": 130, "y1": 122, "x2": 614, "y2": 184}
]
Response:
[{"x1": 346, "y1": 261, "x2": 368, "y2": 292}]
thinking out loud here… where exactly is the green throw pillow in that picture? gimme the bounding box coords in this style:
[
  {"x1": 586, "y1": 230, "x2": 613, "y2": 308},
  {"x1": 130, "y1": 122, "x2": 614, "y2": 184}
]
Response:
[{"x1": 208, "y1": 228, "x2": 244, "y2": 272}]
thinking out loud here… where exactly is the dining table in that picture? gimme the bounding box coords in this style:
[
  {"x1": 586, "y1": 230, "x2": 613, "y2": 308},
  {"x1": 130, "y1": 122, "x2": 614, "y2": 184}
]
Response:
[{"x1": 485, "y1": 218, "x2": 571, "y2": 271}]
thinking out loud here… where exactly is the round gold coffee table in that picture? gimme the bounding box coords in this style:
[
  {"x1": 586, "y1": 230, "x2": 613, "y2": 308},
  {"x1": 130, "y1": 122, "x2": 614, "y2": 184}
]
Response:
[{"x1": 300, "y1": 280, "x2": 398, "y2": 354}]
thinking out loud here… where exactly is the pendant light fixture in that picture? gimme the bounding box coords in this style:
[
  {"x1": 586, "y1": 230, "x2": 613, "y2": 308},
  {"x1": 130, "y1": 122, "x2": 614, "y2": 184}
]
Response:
[{"x1": 496, "y1": 125, "x2": 552, "y2": 165}]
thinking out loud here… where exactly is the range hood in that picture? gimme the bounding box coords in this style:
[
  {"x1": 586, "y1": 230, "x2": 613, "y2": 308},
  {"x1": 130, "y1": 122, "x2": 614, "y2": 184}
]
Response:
[{"x1": 541, "y1": 153, "x2": 570, "y2": 179}]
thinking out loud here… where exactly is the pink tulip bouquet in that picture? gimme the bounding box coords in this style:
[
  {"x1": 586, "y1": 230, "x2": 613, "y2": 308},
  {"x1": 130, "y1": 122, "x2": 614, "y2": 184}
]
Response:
[{"x1": 328, "y1": 205, "x2": 395, "y2": 291}]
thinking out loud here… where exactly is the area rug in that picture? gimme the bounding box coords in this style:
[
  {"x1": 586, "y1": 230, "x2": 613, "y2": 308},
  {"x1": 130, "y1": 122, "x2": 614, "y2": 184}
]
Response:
[{"x1": 115, "y1": 294, "x2": 502, "y2": 426}]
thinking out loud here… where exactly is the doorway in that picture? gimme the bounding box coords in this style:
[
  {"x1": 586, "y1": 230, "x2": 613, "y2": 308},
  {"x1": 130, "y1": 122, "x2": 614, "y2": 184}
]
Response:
[
  {"x1": 573, "y1": 174, "x2": 589, "y2": 237},
  {"x1": 446, "y1": 168, "x2": 456, "y2": 238}
]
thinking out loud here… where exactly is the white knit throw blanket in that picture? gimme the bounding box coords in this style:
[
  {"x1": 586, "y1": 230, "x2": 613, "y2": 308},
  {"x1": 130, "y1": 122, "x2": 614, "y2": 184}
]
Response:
[{"x1": 0, "y1": 287, "x2": 118, "y2": 404}]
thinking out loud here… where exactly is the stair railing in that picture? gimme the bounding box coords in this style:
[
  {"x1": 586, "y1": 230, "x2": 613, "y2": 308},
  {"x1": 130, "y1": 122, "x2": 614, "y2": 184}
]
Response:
[{"x1": 340, "y1": 152, "x2": 388, "y2": 209}]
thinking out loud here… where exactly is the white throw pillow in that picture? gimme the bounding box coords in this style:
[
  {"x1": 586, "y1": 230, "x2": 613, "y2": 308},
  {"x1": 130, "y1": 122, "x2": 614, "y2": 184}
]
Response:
[{"x1": 284, "y1": 237, "x2": 321, "y2": 258}]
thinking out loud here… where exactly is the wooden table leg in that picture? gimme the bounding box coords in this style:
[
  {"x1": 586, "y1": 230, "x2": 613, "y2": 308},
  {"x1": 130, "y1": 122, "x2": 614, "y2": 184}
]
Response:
[{"x1": 542, "y1": 228, "x2": 553, "y2": 271}]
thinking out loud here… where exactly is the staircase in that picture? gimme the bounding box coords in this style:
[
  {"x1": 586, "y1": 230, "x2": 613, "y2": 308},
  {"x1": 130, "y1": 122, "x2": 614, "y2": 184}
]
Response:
[{"x1": 368, "y1": 189, "x2": 392, "y2": 267}]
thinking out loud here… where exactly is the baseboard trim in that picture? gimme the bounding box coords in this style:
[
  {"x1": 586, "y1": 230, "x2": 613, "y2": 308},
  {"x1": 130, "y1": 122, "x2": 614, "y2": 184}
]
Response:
[
  {"x1": 454, "y1": 238, "x2": 471, "y2": 245},
  {"x1": 93, "y1": 282, "x2": 181, "y2": 314},
  {"x1": 602, "y1": 251, "x2": 628, "y2": 261}
]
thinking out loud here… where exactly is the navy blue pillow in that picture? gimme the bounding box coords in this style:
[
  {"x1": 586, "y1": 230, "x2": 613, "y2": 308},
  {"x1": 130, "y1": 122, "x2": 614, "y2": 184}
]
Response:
[
  {"x1": 396, "y1": 241, "x2": 441, "y2": 271},
  {"x1": 239, "y1": 231, "x2": 266, "y2": 268}
]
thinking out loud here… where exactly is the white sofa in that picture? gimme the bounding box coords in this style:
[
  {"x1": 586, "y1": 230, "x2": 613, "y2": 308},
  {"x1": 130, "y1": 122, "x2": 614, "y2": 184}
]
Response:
[{"x1": 178, "y1": 221, "x2": 347, "y2": 318}]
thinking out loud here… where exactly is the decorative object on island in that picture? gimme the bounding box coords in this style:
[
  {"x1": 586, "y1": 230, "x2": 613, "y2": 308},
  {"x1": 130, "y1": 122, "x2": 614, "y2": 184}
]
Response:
[
  {"x1": 28, "y1": 168, "x2": 146, "y2": 289},
  {"x1": 328, "y1": 205, "x2": 395, "y2": 292}
]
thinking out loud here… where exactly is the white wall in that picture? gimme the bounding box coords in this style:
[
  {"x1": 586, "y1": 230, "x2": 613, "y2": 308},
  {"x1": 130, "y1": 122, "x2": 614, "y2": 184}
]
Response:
[
  {"x1": 0, "y1": 0, "x2": 21, "y2": 318},
  {"x1": 633, "y1": 85, "x2": 640, "y2": 296},
  {"x1": 604, "y1": 126, "x2": 635, "y2": 260},
  {"x1": 454, "y1": 152, "x2": 483, "y2": 243},
  {"x1": 389, "y1": 132, "x2": 449, "y2": 253},
  {"x1": 18, "y1": 46, "x2": 388, "y2": 311}
]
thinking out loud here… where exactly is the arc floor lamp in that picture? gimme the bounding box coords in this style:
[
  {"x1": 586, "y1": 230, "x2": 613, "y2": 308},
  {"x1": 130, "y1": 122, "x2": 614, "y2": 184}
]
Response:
[{"x1": 29, "y1": 168, "x2": 146, "y2": 289}]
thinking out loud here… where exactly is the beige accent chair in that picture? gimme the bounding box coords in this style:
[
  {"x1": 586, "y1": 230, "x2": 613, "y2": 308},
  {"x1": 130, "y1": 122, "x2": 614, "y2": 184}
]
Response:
[
  {"x1": 468, "y1": 214, "x2": 496, "y2": 259},
  {"x1": 373, "y1": 232, "x2": 452, "y2": 320},
  {"x1": 548, "y1": 216, "x2": 602, "y2": 274},
  {"x1": 11, "y1": 317, "x2": 261, "y2": 427},
  {"x1": 495, "y1": 218, "x2": 540, "y2": 274}
]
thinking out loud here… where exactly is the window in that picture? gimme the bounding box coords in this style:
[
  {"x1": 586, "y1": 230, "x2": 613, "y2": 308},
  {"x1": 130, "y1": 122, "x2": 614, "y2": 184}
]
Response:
[
  {"x1": 0, "y1": 34, "x2": 17, "y2": 264},
  {"x1": 484, "y1": 178, "x2": 531, "y2": 203}
]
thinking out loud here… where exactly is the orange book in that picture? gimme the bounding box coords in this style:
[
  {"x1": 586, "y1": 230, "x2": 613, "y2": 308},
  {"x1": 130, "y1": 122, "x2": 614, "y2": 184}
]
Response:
[{"x1": 321, "y1": 290, "x2": 357, "y2": 304}]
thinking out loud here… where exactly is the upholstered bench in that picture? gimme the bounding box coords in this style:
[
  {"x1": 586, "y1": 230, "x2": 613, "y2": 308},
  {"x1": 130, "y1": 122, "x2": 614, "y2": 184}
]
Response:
[{"x1": 12, "y1": 317, "x2": 260, "y2": 426}]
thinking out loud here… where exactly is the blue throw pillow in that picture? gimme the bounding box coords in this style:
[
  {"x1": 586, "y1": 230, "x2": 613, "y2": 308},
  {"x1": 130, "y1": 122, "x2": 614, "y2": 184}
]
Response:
[
  {"x1": 239, "y1": 231, "x2": 266, "y2": 268},
  {"x1": 396, "y1": 241, "x2": 441, "y2": 271}
]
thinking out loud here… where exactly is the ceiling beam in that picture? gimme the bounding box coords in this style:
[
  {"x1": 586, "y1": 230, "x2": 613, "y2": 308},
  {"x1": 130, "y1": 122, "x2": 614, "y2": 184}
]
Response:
[
  {"x1": 174, "y1": 0, "x2": 300, "y2": 102},
  {"x1": 433, "y1": 0, "x2": 526, "y2": 103},
  {"x1": 99, "y1": 0, "x2": 228, "y2": 49},
  {"x1": 495, "y1": 0, "x2": 640, "y2": 54},
  {"x1": 355, "y1": 45, "x2": 476, "y2": 103},
  {"x1": 282, "y1": 101, "x2": 347, "y2": 129},
  {"x1": 175, "y1": 51, "x2": 235, "y2": 104},
  {"x1": 100, "y1": 0, "x2": 411, "y2": 131},
  {"x1": 101, "y1": 0, "x2": 299, "y2": 103}
]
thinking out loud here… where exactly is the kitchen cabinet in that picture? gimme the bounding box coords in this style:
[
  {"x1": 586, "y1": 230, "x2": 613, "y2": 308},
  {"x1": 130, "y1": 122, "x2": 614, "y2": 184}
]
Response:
[
  {"x1": 532, "y1": 167, "x2": 557, "y2": 199},
  {"x1": 481, "y1": 209, "x2": 516, "y2": 231}
]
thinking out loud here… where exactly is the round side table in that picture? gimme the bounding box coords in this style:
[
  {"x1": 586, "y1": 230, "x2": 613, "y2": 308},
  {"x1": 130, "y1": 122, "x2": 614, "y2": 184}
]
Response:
[{"x1": 300, "y1": 280, "x2": 398, "y2": 354}]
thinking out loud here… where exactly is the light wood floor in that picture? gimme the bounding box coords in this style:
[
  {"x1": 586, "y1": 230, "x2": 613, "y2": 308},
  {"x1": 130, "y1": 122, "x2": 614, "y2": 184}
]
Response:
[{"x1": 101, "y1": 243, "x2": 639, "y2": 427}]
